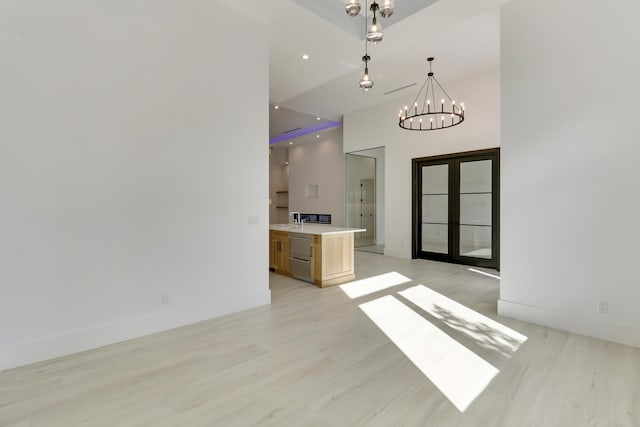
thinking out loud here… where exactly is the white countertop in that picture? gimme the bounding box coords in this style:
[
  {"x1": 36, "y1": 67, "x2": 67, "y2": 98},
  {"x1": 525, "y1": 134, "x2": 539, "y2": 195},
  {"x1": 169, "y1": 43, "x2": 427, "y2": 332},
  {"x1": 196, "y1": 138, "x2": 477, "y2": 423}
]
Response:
[{"x1": 269, "y1": 224, "x2": 366, "y2": 235}]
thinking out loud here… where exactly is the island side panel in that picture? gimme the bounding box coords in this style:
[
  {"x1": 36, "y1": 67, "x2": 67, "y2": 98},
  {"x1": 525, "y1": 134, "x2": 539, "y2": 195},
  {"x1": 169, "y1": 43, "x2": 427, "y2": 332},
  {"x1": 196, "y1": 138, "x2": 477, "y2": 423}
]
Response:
[{"x1": 315, "y1": 232, "x2": 355, "y2": 287}]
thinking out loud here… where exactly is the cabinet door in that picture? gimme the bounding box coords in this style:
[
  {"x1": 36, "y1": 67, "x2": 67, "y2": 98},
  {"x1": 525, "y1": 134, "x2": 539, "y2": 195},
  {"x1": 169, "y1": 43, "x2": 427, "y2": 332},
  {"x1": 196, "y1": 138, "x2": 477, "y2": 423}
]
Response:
[
  {"x1": 270, "y1": 237, "x2": 279, "y2": 269},
  {"x1": 269, "y1": 231, "x2": 289, "y2": 272}
]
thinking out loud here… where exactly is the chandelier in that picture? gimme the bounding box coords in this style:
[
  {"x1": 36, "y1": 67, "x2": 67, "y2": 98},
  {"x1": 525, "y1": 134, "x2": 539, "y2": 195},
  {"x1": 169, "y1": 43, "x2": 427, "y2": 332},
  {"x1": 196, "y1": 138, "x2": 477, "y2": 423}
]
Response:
[
  {"x1": 345, "y1": 0, "x2": 395, "y2": 90},
  {"x1": 398, "y1": 57, "x2": 466, "y2": 131}
]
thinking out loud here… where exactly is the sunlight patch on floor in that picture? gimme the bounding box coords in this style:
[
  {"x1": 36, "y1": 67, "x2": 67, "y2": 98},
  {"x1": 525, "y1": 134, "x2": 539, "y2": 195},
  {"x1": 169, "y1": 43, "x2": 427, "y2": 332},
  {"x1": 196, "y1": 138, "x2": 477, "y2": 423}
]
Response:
[
  {"x1": 359, "y1": 295, "x2": 499, "y2": 412},
  {"x1": 339, "y1": 271, "x2": 411, "y2": 299},
  {"x1": 399, "y1": 285, "x2": 527, "y2": 357},
  {"x1": 467, "y1": 268, "x2": 501, "y2": 280}
]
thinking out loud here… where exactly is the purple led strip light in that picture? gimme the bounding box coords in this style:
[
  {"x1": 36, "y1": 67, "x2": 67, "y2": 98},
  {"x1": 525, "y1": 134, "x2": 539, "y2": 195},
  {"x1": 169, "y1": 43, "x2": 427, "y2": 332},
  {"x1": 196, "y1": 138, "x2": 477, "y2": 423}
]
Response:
[{"x1": 269, "y1": 120, "x2": 342, "y2": 145}]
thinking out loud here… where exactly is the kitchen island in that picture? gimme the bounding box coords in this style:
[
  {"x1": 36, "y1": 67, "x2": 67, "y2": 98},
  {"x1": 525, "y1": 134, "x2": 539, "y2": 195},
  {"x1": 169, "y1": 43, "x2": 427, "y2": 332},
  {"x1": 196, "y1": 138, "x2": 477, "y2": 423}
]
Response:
[{"x1": 269, "y1": 224, "x2": 366, "y2": 288}]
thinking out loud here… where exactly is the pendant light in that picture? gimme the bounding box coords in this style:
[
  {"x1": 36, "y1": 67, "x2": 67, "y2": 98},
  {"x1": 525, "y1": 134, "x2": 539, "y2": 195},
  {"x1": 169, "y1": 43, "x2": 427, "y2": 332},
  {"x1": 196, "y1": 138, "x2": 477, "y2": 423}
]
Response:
[
  {"x1": 359, "y1": 0, "x2": 374, "y2": 90},
  {"x1": 366, "y1": 2, "x2": 383, "y2": 44},
  {"x1": 344, "y1": 0, "x2": 362, "y2": 17},
  {"x1": 379, "y1": 0, "x2": 395, "y2": 18},
  {"x1": 359, "y1": 55, "x2": 374, "y2": 90},
  {"x1": 345, "y1": 0, "x2": 393, "y2": 90}
]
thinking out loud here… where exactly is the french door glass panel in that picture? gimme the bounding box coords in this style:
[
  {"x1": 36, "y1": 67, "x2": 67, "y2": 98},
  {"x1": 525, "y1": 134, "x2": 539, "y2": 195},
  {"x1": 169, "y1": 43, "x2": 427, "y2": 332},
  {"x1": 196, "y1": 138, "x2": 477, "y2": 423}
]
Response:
[
  {"x1": 459, "y1": 225, "x2": 492, "y2": 259},
  {"x1": 421, "y1": 164, "x2": 448, "y2": 254},
  {"x1": 422, "y1": 164, "x2": 448, "y2": 193},
  {"x1": 459, "y1": 160, "x2": 492, "y2": 192},
  {"x1": 459, "y1": 194, "x2": 492, "y2": 225},
  {"x1": 422, "y1": 194, "x2": 448, "y2": 223},
  {"x1": 422, "y1": 224, "x2": 448, "y2": 254},
  {"x1": 459, "y1": 160, "x2": 492, "y2": 259}
]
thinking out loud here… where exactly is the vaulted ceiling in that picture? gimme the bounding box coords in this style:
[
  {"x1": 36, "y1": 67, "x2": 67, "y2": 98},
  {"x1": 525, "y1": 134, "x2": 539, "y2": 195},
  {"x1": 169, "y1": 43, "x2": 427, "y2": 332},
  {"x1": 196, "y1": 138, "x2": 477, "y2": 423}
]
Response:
[{"x1": 219, "y1": 0, "x2": 508, "y2": 146}]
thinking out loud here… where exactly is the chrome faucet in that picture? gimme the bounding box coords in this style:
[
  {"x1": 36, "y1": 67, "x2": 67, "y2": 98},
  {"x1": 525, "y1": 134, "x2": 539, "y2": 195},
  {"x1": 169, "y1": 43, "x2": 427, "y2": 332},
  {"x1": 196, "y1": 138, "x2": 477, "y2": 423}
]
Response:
[{"x1": 289, "y1": 211, "x2": 301, "y2": 224}]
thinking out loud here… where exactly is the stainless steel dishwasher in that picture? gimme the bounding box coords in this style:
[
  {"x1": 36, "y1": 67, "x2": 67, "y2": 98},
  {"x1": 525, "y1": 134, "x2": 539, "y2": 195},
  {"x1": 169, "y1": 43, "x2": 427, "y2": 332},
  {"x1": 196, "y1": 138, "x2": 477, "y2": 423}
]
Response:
[{"x1": 289, "y1": 232, "x2": 312, "y2": 282}]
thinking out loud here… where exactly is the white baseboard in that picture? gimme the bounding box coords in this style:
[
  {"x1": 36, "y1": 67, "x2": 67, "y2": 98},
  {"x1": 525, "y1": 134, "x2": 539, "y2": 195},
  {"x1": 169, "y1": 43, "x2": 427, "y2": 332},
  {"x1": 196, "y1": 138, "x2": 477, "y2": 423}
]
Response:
[
  {"x1": 2, "y1": 289, "x2": 271, "y2": 371},
  {"x1": 498, "y1": 299, "x2": 640, "y2": 348},
  {"x1": 383, "y1": 247, "x2": 411, "y2": 259}
]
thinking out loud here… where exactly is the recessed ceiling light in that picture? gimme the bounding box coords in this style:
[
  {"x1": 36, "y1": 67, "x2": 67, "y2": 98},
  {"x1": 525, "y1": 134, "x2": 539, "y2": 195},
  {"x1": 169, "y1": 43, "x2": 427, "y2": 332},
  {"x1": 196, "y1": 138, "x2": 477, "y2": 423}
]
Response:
[
  {"x1": 316, "y1": 134, "x2": 320, "y2": 138},
  {"x1": 316, "y1": 117, "x2": 321, "y2": 120},
  {"x1": 274, "y1": 105, "x2": 279, "y2": 109},
  {"x1": 302, "y1": 54, "x2": 309, "y2": 60},
  {"x1": 289, "y1": 141, "x2": 293, "y2": 145}
]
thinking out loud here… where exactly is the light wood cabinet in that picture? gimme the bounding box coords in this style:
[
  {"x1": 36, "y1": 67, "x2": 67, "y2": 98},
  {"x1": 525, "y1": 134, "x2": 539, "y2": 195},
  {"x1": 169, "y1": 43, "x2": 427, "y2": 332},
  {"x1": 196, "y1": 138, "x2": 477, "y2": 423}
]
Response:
[
  {"x1": 270, "y1": 228, "x2": 357, "y2": 287},
  {"x1": 311, "y1": 233, "x2": 355, "y2": 288},
  {"x1": 269, "y1": 230, "x2": 290, "y2": 275}
]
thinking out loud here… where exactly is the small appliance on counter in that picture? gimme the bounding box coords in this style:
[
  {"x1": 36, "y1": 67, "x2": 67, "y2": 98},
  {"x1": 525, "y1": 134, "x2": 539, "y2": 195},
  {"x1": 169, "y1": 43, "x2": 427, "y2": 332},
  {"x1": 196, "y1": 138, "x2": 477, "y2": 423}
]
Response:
[{"x1": 299, "y1": 213, "x2": 331, "y2": 224}]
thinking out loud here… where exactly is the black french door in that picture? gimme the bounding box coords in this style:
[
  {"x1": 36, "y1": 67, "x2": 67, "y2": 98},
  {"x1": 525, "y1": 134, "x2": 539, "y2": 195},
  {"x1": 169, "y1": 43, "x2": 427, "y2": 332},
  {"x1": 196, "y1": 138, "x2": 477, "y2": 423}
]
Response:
[{"x1": 412, "y1": 149, "x2": 499, "y2": 269}]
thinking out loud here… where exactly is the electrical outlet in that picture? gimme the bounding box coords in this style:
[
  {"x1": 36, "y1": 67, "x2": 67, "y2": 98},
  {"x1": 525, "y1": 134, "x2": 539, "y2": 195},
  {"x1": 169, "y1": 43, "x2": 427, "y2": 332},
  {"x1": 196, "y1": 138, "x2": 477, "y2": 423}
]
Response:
[
  {"x1": 248, "y1": 216, "x2": 260, "y2": 225},
  {"x1": 162, "y1": 293, "x2": 169, "y2": 305},
  {"x1": 597, "y1": 301, "x2": 608, "y2": 314}
]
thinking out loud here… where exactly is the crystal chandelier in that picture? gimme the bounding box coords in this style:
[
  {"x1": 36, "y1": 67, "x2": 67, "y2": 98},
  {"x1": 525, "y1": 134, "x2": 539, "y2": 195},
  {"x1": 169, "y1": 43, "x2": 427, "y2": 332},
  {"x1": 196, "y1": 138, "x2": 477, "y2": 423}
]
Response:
[{"x1": 398, "y1": 57, "x2": 466, "y2": 131}]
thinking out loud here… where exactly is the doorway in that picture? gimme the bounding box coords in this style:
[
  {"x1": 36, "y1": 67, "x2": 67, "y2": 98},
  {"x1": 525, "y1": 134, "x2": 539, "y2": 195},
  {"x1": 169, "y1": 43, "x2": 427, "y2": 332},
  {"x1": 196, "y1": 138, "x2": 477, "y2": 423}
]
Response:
[
  {"x1": 412, "y1": 149, "x2": 499, "y2": 269},
  {"x1": 359, "y1": 178, "x2": 375, "y2": 243},
  {"x1": 346, "y1": 147, "x2": 385, "y2": 254}
]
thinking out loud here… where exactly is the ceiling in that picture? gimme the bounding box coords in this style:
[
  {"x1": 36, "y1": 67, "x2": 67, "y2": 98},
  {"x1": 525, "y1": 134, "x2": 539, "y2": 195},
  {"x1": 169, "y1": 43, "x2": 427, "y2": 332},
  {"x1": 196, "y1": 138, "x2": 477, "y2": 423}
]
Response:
[{"x1": 220, "y1": 0, "x2": 508, "y2": 147}]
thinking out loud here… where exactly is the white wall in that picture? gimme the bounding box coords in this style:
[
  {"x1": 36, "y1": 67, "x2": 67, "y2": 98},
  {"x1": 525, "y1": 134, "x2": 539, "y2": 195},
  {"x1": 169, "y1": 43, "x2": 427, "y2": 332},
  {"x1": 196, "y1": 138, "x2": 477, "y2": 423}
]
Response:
[
  {"x1": 0, "y1": 0, "x2": 270, "y2": 370},
  {"x1": 499, "y1": 0, "x2": 640, "y2": 347},
  {"x1": 288, "y1": 127, "x2": 346, "y2": 226},
  {"x1": 344, "y1": 67, "x2": 500, "y2": 258}
]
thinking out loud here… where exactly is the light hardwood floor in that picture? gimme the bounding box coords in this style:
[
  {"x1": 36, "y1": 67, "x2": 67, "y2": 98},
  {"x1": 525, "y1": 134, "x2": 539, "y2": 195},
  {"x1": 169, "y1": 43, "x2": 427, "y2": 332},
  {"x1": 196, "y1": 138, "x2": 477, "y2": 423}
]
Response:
[{"x1": 1, "y1": 252, "x2": 639, "y2": 426}]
